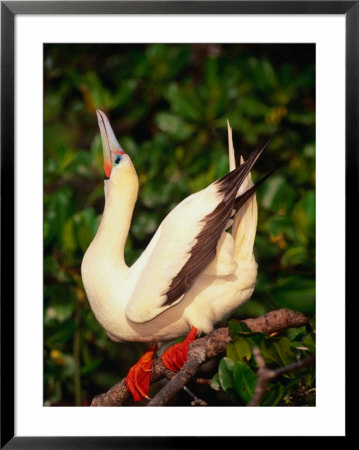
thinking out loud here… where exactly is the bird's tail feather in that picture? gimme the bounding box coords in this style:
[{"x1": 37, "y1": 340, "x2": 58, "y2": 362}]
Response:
[
  {"x1": 226, "y1": 121, "x2": 278, "y2": 261},
  {"x1": 232, "y1": 185, "x2": 258, "y2": 261},
  {"x1": 226, "y1": 120, "x2": 257, "y2": 259},
  {"x1": 227, "y1": 119, "x2": 236, "y2": 172},
  {"x1": 232, "y1": 165, "x2": 279, "y2": 261}
]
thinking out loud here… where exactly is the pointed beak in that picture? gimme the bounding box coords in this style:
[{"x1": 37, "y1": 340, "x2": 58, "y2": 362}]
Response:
[{"x1": 96, "y1": 110, "x2": 124, "y2": 179}]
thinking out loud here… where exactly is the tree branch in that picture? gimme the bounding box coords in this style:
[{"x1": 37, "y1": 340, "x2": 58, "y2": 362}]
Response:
[
  {"x1": 182, "y1": 386, "x2": 208, "y2": 406},
  {"x1": 91, "y1": 308, "x2": 309, "y2": 407},
  {"x1": 248, "y1": 346, "x2": 315, "y2": 406}
]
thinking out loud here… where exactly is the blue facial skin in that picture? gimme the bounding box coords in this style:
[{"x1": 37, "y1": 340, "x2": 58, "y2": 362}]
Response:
[{"x1": 114, "y1": 154, "x2": 122, "y2": 165}]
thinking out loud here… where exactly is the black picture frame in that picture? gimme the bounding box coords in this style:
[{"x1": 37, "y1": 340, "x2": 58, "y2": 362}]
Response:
[{"x1": 1, "y1": 1, "x2": 355, "y2": 447}]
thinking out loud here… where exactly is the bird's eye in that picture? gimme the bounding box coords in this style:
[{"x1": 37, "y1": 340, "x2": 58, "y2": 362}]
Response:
[{"x1": 114, "y1": 155, "x2": 122, "y2": 165}]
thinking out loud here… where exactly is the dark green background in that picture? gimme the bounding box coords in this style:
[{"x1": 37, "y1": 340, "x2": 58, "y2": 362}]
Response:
[{"x1": 44, "y1": 44, "x2": 315, "y2": 406}]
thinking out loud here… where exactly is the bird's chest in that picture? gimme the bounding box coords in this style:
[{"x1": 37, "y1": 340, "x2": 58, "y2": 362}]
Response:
[{"x1": 82, "y1": 255, "x2": 129, "y2": 327}]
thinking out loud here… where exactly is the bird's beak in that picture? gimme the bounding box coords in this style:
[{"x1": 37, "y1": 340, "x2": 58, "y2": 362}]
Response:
[{"x1": 96, "y1": 110, "x2": 124, "y2": 179}]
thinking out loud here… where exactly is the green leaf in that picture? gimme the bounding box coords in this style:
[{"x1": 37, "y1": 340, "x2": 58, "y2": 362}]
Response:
[
  {"x1": 71, "y1": 208, "x2": 100, "y2": 252},
  {"x1": 303, "y1": 143, "x2": 315, "y2": 158},
  {"x1": 80, "y1": 358, "x2": 102, "y2": 375},
  {"x1": 63, "y1": 218, "x2": 77, "y2": 253},
  {"x1": 233, "y1": 361, "x2": 257, "y2": 403},
  {"x1": 281, "y1": 246, "x2": 308, "y2": 268},
  {"x1": 237, "y1": 300, "x2": 268, "y2": 318},
  {"x1": 164, "y1": 83, "x2": 201, "y2": 121},
  {"x1": 265, "y1": 215, "x2": 296, "y2": 240},
  {"x1": 226, "y1": 338, "x2": 251, "y2": 362},
  {"x1": 288, "y1": 111, "x2": 315, "y2": 125},
  {"x1": 155, "y1": 112, "x2": 195, "y2": 141},
  {"x1": 45, "y1": 319, "x2": 77, "y2": 348},
  {"x1": 286, "y1": 326, "x2": 306, "y2": 343},
  {"x1": 45, "y1": 304, "x2": 74, "y2": 324},
  {"x1": 262, "y1": 384, "x2": 284, "y2": 406},
  {"x1": 210, "y1": 373, "x2": 221, "y2": 391},
  {"x1": 244, "y1": 333, "x2": 265, "y2": 349},
  {"x1": 132, "y1": 211, "x2": 159, "y2": 239},
  {"x1": 228, "y1": 320, "x2": 252, "y2": 338},
  {"x1": 218, "y1": 357, "x2": 235, "y2": 392},
  {"x1": 302, "y1": 333, "x2": 315, "y2": 352},
  {"x1": 111, "y1": 79, "x2": 137, "y2": 108},
  {"x1": 238, "y1": 97, "x2": 269, "y2": 118},
  {"x1": 271, "y1": 276, "x2": 315, "y2": 313},
  {"x1": 261, "y1": 336, "x2": 297, "y2": 369},
  {"x1": 309, "y1": 317, "x2": 316, "y2": 332},
  {"x1": 260, "y1": 175, "x2": 296, "y2": 213},
  {"x1": 292, "y1": 190, "x2": 315, "y2": 245}
]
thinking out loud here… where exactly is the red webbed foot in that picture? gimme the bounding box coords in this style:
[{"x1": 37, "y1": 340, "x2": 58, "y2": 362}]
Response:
[
  {"x1": 125, "y1": 343, "x2": 157, "y2": 402},
  {"x1": 161, "y1": 327, "x2": 198, "y2": 372}
]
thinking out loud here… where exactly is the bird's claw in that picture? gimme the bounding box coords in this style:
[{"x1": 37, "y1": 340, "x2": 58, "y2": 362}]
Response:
[
  {"x1": 161, "y1": 327, "x2": 198, "y2": 372},
  {"x1": 125, "y1": 344, "x2": 157, "y2": 402}
]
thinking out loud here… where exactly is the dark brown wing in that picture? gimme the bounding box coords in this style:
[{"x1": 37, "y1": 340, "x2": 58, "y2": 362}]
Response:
[
  {"x1": 233, "y1": 164, "x2": 280, "y2": 213},
  {"x1": 163, "y1": 136, "x2": 273, "y2": 306}
]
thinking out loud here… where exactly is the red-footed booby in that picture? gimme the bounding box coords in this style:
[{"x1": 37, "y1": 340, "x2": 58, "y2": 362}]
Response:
[{"x1": 81, "y1": 110, "x2": 275, "y2": 402}]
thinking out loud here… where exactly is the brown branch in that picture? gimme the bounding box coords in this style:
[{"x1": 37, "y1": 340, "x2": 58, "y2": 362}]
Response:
[
  {"x1": 248, "y1": 346, "x2": 315, "y2": 406},
  {"x1": 196, "y1": 378, "x2": 211, "y2": 385},
  {"x1": 241, "y1": 308, "x2": 309, "y2": 334},
  {"x1": 91, "y1": 358, "x2": 173, "y2": 406},
  {"x1": 91, "y1": 308, "x2": 309, "y2": 407},
  {"x1": 182, "y1": 386, "x2": 208, "y2": 406}
]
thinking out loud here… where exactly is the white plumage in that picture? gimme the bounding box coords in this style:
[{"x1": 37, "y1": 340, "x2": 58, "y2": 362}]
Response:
[{"x1": 82, "y1": 111, "x2": 265, "y2": 345}]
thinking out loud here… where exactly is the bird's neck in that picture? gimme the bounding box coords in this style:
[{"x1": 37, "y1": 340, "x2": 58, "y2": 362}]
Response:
[{"x1": 94, "y1": 167, "x2": 139, "y2": 269}]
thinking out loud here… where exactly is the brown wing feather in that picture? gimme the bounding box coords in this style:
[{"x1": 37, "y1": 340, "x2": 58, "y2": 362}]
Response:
[
  {"x1": 233, "y1": 165, "x2": 280, "y2": 212},
  {"x1": 162, "y1": 136, "x2": 273, "y2": 306}
]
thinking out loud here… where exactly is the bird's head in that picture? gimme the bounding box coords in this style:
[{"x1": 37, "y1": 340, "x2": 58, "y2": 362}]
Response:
[{"x1": 96, "y1": 110, "x2": 137, "y2": 190}]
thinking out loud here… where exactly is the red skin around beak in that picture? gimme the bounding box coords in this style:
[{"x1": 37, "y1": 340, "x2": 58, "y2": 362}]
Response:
[
  {"x1": 104, "y1": 160, "x2": 112, "y2": 179},
  {"x1": 104, "y1": 149, "x2": 125, "y2": 179}
]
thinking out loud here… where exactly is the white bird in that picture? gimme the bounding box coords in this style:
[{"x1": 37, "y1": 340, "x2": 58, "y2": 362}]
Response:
[{"x1": 81, "y1": 110, "x2": 274, "y2": 401}]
